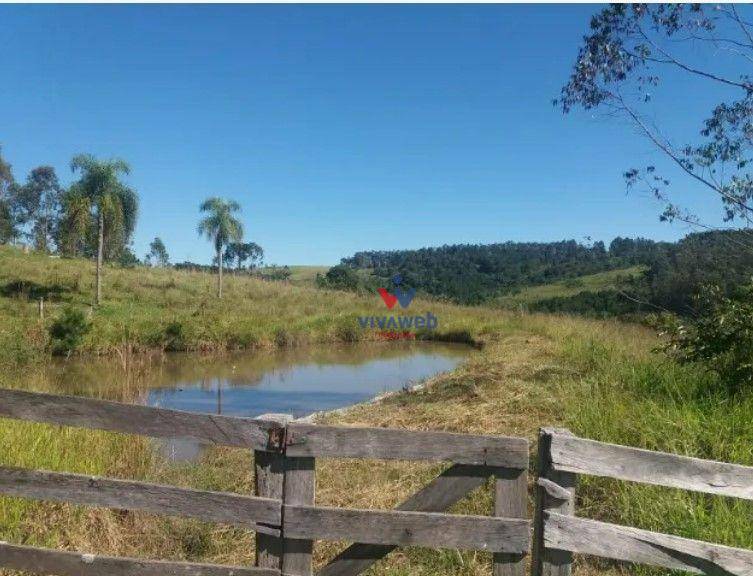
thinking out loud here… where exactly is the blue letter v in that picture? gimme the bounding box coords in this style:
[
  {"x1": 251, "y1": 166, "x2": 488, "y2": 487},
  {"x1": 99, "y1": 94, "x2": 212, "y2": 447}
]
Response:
[{"x1": 394, "y1": 287, "x2": 416, "y2": 309}]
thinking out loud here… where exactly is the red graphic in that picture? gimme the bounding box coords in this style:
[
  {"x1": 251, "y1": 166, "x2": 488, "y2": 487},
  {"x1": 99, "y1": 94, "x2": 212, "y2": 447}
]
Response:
[
  {"x1": 377, "y1": 288, "x2": 398, "y2": 309},
  {"x1": 378, "y1": 331, "x2": 416, "y2": 341}
]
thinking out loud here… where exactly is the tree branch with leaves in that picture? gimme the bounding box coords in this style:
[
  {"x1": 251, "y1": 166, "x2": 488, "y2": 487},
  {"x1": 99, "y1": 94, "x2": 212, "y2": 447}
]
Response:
[{"x1": 558, "y1": 3, "x2": 753, "y2": 226}]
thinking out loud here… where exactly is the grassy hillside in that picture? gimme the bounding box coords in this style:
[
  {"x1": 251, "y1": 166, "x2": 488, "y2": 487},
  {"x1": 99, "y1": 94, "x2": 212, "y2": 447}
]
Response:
[
  {"x1": 0, "y1": 247, "x2": 751, "y2": 575},
  {"x1": 0, "y1": 246, "x2": 496, "y2": 363},
  {"x1": 284, "y1": 265, "x2": 330, "y2": 286},
  {"x1": 257, "y1": 265, "x2": 330, "y2": 287},
  {"x1": 494, "y1": 266, "x2": 645, "y2": 308}
]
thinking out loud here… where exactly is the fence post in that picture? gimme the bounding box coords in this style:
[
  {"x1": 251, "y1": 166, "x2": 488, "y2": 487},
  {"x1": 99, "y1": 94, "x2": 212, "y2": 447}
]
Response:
[
  {"x1": 532, "y1": 428, "x2": 576, "y2": 576},
  {"x1": 281, "y1": 455, "x2": 316, "y2": 576},
  {"x1": 255, "y1": 455, "x2": 285, "y2": 568},
  {"x1": 254, "y1": 414, "x2": 316, "y2": 576},
  {"x1": 493, "y1": 465, "x2": 528, "y2": 576}
]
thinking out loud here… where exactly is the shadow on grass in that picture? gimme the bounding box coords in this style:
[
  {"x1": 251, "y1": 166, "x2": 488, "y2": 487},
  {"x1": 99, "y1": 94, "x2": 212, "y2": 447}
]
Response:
[{"x1": 0, "y1": 280, "x2": 70, "y2": 300}]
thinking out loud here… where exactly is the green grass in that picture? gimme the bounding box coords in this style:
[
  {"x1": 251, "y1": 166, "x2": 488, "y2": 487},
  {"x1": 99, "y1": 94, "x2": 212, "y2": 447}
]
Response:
[
  {"x1": 258, "y1": 264, "x2": 330, "y2": 287},
  {"x1": 0, "y1": 246, "x2": 750, "y2": 575},
  {"x1": 494, "y1": 265, "x2": 646, "y2": 308},
  {"x1": 0, "y1": 246, "x2": 497, "y2": 362},
  {"x1": 285, "y1": 265, "x2": 330, "y2": 286}
]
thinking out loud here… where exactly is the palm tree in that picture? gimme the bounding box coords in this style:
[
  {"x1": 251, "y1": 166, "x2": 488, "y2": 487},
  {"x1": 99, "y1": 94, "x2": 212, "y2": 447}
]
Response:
[
  {"x1": 68, "y1": 154, "x2": 137, "y2": 305},
  {"x1": 58, "y1": 185, "x2": 90, "y2": 257},
  {"x1": 197, "y1": 198, "x2": 243, "y2": 298}
]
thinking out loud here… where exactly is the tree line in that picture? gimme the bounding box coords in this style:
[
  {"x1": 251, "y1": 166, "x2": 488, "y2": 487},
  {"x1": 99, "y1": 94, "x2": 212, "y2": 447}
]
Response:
[
  {"x1": 325, "y1": 230, "x2": 753, "y2": 317},
  {"x1": 326, "y1": 238, "x2": 661, "y2": 304},
  {"x1": 0, "y1": 147, "x2": 262, "y2": 302}
]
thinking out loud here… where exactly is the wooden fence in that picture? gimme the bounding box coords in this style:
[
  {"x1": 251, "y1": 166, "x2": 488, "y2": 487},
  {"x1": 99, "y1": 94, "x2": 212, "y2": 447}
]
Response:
[
  {"x1": 5, "y1": 388, "x2": 753, "y2": 576},
  {"x1": 0, "y1": 388, "x2": 531, "y2": 576},
  {"x1": 532, "y1": 427, "x2": 753, "y2": 576}
]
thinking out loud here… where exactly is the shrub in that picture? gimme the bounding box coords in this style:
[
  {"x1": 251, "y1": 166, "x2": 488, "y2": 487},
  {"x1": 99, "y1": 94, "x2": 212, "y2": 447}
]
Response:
[
  {"x1": 658, "y1": 284, "x2": 753, "y2": 394},
  {"x1": 48, "y1": 306, "x2": 90, "y2": 355},
  {"x1": 317, "y1": 265, "x2": 360, "y2": 291},
  {"x1": 163, "y1": 321, "x2": 186, "y2": 351},
  {"x1": 335, "y1": 321, "x2": 361, "y2": 343}
]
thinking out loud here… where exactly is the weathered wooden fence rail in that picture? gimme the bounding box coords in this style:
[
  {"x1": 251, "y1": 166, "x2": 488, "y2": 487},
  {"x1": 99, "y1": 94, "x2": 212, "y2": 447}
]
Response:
[
  {"x1": 532, "y1": 427, "x2": 753, "y2": 576},
  {"x1": 5, "y1": 388, "x2": 753, "y2": 576},
  {"x1": 0, "y1": 388, "x2": 531, "y2": 576}
]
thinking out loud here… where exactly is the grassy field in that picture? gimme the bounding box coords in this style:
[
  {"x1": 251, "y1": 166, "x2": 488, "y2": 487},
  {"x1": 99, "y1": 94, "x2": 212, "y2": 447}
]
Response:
[
  {"x1": 259, "y1": 265, "x2": 330, "y2": 287},
  {"x1": 0, "y1": 246, "x2": 493, "y2": 363},
  {"x1": 494, "y1": 266, "x2": 646, "y2": 308},
  {"x1": 0, "y1": 247, "x2": 751, "y2": 575}
]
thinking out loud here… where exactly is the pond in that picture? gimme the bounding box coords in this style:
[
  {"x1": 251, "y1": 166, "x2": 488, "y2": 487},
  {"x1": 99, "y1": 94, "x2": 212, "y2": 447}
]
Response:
[{"x1": 46, "y1": 342, "x2": 472, "y2": 459}]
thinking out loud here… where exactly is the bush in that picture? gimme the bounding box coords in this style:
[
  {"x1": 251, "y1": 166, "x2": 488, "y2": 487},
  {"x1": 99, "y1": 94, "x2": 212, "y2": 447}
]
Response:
[
  {"x1": 317, "y1": 265, "x2": 360, "y2": 291},
  {"x1": 658, "y1": 284, "x2": 753, "y2": 394},
  {"x1": 48, "y1": 306, "x2": 90, "y2": 355},
  {"x1": 163, "y1": 321, "x2": 186, "y2": 351}
]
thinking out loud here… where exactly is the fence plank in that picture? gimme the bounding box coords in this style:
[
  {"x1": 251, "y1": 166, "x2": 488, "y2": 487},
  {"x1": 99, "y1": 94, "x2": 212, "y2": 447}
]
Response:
[
  {"x1": 255, "y1": 450, "x2": 286, "y2": 569},
  {"x1": 0, "y1": 466, "x2": 281, "y2": 534},
  {"x1": 549, "y1": 431, "x2": 753, "y2": 500},
  {"x1": 281, "y1": 456, "x2": 316, "y2": 576},
  {"x1": 0, "y1": 388, "x2": 280, "y2": 450},
  {"x1": 286, "y1": 423, "x2": 528, "y2": 467},
  {"x1": 318, "y1": 464, "x2": 494, "y2": 576},
  {"x1": 545, "y1": 512, "x2": 753, "y2": 575},
  {"x1": 284, "y1": 505, "x2": 530, "y2": 553},
  {"x1": 494, "y1": 467, "x2": 528, "y2": 576},
  {"x1": 532, "y1": 428, "x2": 576, "y2": 576},
  {"x1": 0, "y1": 541, "x2": 278, "y2": 576}
]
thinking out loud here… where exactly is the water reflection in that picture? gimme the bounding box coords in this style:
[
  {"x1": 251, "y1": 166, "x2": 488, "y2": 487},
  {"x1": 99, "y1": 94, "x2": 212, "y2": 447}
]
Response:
[{"x1": 46, "y1": 343, "x2": 471, "y2": 459}]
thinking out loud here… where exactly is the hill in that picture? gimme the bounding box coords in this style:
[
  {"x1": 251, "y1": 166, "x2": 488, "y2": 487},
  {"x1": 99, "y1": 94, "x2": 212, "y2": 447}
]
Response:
[
  {"x1": 332, "y1": 230, "x2": 753, "y2": 316},
  {"x1": 0, "y1": 246, "x2": 751, "y2": 573},
  {"x1": 494, "y1": 265, "x2": 646, "y2": 308},
  {"x1": 336, "y1": 237, "x2": 663, "y2": 305},
  {"x1": 283, "y1": 265, "x2": 330, "y2": 286},
  {"x1": 0, "y1": 246, "x2": 503, "y2": 364}
]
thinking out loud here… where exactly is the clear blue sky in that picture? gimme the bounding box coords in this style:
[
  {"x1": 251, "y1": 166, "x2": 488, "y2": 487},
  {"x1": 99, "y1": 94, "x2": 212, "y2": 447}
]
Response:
[{"x1": 0, "y1": 4, "x2": 737, "y2": 265}]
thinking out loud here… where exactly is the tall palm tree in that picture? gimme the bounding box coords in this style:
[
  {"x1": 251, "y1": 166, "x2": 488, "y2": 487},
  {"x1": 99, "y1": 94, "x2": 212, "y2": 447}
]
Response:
[
  {"x1": 68, "y1": 154, "x2": 137, "y2": 305},
  {"x1": 197, "y1": 198, "x2": 244, "y2": 299}
]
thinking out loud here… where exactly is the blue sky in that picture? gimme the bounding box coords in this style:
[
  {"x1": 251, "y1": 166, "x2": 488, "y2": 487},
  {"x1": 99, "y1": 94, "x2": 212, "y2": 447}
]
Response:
[{"x1": 0, "y1": 4, "x2": 742, "y2": 265}]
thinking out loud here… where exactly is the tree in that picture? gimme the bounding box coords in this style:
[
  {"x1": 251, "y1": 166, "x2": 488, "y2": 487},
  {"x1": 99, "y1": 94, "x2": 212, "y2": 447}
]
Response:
[
  {"x1": 15, "y1": 166, "x2": 63, "y2": 252},
  {"x1": 68, "y1": 154, "x2": 138, "y2": 305},
  {"x1": 0, "y1": 147, "x2": 18, "y2": 244},
  {"x1": 224, "y1": 241, "x2": 263, "y2": 272},
  {"x1": 560, "y1": 6, "x2": 753, "y2": 389},
  {"x1": 197, "y1": 198, "x2": 243, "y2": 298},
  {"x1": 117, "y1": 247, "x2": 140, "y2": 268},
  {"x1": 58, "y1": 186, "x2": 91, "y2": 257},
  {"x1": 559, "y1": 4, "x2": 753, "y2": 228},
  {"x1": 148, "y1": 236, "x2": 170, "y2": 267}
]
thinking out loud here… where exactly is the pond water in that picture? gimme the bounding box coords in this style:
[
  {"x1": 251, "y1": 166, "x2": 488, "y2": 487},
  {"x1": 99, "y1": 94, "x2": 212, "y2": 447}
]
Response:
[{"x1": 46, "y1": 342, "x2": 471, "y2": 459}]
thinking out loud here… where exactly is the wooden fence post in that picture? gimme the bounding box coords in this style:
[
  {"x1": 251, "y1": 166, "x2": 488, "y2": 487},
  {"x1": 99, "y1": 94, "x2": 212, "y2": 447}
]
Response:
[
  {"x1": 255, "y1": 449, "x2": 286, "y2": 570},
  {"x1": 254, "y1": 414, "x2": 292, "y2": 571},
  {"x1": 254, "y1": 414, "x2": 316, "y2": 576},
  {"x1": 532, "y1": 428, "x2": 576, "y2": 576},
  {"x1": 281, "y1": 456, "x2": 316, "y2": 576},
  {"x1": 493, "y1": 466, "x2": 528, "y2": 576}
]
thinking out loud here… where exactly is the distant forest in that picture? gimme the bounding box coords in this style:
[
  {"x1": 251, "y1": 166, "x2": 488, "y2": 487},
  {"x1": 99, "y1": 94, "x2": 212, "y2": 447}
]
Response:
[{"x1": 323, "y1": 230, "x2": 753, "y2": 317}]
